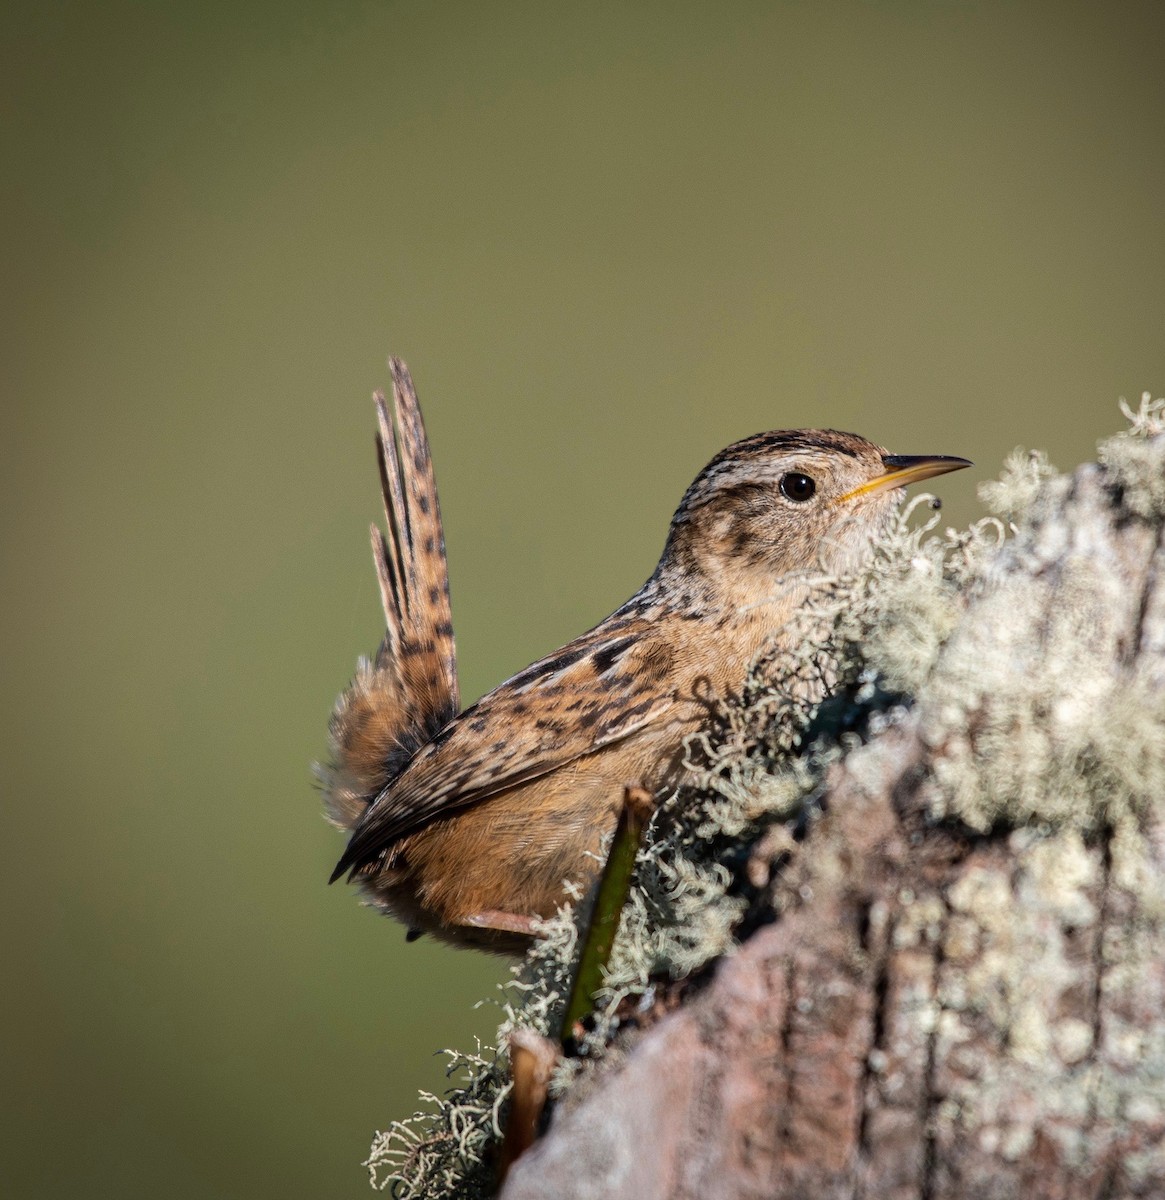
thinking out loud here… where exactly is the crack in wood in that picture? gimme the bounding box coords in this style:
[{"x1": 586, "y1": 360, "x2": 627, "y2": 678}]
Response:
[
  {"x1": 853, "y1": 904, "x2": 892, "y2": 1200},
  {"x1": 776, "y1": 955, "x2": 796, "y2": 1152},
  {"x1": 1129, "y1": 519, "x2": 1164, "y2": 664},
  {"x1": 1086, "y1": 828, "x2": 1113, "y2": 1150},
  {"x1": 919, "y1": 891, "x2": 950, "y2": 1200}
]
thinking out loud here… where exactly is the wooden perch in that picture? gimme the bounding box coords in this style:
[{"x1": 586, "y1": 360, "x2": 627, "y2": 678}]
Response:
[{"x1": 501, "y1": 440, "x2": 1165, "y2": 1200}]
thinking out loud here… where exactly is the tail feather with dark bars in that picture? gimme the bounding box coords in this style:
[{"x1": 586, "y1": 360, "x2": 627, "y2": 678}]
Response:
[{"x1": 320, "y1": 358, "x2": 460, "y2": 831}]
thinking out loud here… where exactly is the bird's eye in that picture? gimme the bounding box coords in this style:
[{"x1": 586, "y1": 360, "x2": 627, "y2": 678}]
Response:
[{"x1": 779, "y1": 472, "x2": 816, "y2": 503}]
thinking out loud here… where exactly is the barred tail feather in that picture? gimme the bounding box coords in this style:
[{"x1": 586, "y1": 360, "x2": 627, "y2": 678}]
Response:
[{"x1": 321, "y1": 358, "x2": 460, "y2": 832}]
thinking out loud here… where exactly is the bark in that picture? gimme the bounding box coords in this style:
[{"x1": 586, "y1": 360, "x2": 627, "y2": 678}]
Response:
[{"x1": 501, "y1": 449, "x2": 1165, "y2": 1200}]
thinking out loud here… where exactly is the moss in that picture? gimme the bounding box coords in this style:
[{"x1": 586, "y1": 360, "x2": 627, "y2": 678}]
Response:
[{"x1": 368, "y1": 396, "x2": 1165, "y2": 1198}]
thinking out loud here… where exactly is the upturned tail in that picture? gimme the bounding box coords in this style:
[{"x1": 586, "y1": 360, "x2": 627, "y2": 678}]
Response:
[{"x1": 321, "y1": 358, "x2": 459, "y2": 831}]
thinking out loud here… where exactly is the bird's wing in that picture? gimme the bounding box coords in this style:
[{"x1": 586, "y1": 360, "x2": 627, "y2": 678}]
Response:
[{"x1": 330, "y1": 615, "x2": 678, "y2": 881}]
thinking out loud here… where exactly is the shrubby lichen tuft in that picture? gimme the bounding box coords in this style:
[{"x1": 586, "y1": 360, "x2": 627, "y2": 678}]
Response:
[
  {"x1": 366, "y1": 396, "x2": 1165, "y2": 1198},
  {"x1": 977, "y1": 447, "x2": 1058, "y2": 523},
  {"x1": 365, "y1": 1044, "x2": 507, "y2": 1198},
  {"x1": 1097, "y1": 393, "x2": 1165, "y2": 520}
]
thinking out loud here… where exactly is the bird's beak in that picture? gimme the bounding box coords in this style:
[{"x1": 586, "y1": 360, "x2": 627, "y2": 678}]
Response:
[{"x1": 838, "y1": 454, "x2": 972, "y2": 503}]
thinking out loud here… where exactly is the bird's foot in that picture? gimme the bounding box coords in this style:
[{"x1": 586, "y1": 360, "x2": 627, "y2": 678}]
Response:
[{"x1": 459, "y1": 909, "x2": 538, "y2": 936}]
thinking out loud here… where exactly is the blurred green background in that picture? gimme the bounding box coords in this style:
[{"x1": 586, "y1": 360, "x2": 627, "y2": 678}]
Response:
[{"x1": 3, "y1": 2, "x2": 1163, "y2": 1195}]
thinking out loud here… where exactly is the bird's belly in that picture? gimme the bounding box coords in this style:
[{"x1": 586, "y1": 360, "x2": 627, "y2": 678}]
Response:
[
  {"x1": 388, "y1": 745, "x2": 681, "y2": 950},
  {"x1": 413, "y1": 772, "x2": 618, "y2": 911}
]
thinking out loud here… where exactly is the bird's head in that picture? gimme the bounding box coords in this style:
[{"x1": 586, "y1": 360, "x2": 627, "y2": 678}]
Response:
[{"x1": 657, "y1": 429, "x2": 970, "y2": 601}]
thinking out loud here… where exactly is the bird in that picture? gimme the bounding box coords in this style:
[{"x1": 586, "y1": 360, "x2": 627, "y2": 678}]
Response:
[{"x1": 321, "y1": 358, "x2": 970, "y2": 953}]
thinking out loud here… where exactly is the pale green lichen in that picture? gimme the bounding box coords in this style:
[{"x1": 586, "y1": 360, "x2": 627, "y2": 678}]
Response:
[
  {"x1": 1098, "y1": 393, "x2": 1165, "y2": 520},
  {"x1": 365, "y1": 1044, "x2": 507, "y2": 1198},
  {"x1": 977, "y1": 447, "x2": 1059, "y2": 524},
  {"x1": 366, "y1": 396, "x2": 1165, "y2": 1197},
  {"x1": 917, "y1": 405, "x2": 1165, "y2": 841},
  {"x1": 924, "y1": 813, "x2": 1165, "y2": 1176},
  {"x1": 878, "y1": 397, "x2": 1165, "y2": 1180}
]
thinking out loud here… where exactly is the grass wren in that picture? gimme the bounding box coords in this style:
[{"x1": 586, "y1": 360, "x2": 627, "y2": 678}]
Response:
[{"x1": 322, "y1": 359, "x2": 970, "y2": 952}]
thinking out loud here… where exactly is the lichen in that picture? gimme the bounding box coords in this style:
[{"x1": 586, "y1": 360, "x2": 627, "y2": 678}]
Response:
[
  {"x1": 916, "y1": 404, "x2": 1165, "y2": 839},
  {"x1": 870, "y1": 396, "x2": 1165, "y2": 1178},
  {"x1": 921, "y1": 812, "x2": 1165, "y2": 1175},
  {"x1": 1098, "y1": 393, "x2": 1165, "y2": 520},
  {"x1": 365, "y1": 1044, "x2": 507, "y2": 1198},
  {"x1": 976, "y1": 447, "x2": 1059, "y2": 524},
  {"x1": 367, "y1": 396, "x2": 1165, "y2": 1198}
]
